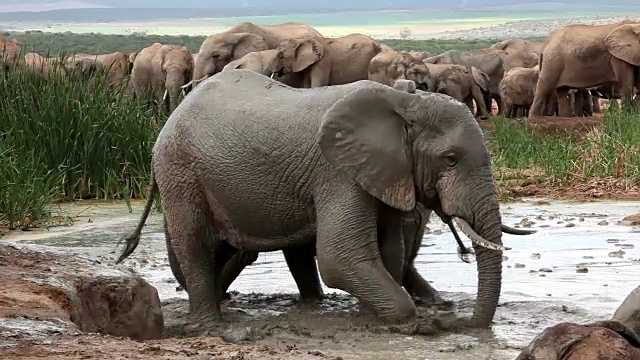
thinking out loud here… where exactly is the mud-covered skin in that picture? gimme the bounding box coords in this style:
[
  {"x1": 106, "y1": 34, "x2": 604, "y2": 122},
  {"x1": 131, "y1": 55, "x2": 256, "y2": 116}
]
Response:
[
  {"x1": 123, "y1": 69, "x2": 510, "y2": 328},
  {"x1": 517, "y1": 285, "x2": 640, "y2": 360}
]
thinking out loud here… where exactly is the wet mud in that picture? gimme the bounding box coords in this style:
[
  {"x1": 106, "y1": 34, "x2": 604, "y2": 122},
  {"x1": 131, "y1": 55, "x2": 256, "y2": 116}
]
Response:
[{"x1": 2, "y1": 198, "x2": 640, "y2": 359}]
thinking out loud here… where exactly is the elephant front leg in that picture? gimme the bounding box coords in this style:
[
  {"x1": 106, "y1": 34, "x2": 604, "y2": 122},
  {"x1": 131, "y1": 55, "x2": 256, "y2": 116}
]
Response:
[
  {"x1": 401, "y1": 207, "x2": 452, "y2": 309},
  {"x1": 283, "y1": 242, "x2": 324, "y2": 303},
  {"x1": 314, "y1": 186, "x2": 416, "y2": 323},
  {"x1": 377, "y1": 206, "x2": 406, "y2": 284}
]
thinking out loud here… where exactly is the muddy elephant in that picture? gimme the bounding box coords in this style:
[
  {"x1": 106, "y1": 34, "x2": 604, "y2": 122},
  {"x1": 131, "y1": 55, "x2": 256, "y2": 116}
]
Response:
[
  {"x1": 426, "y1": 63, "x2": 491, "y2": 118},
  {"x1": 489, "y1": 38, "x2": 545, "y2": 57},
  {"x1": 65, "y1": 52, "x2": 133, "y2": 90},
  {"x1": 117, "y1": 69, "x2": 519, "y2": 328},
  {"x1": 368, "y1": 50, "x2": 434, "y2": 91},
  {"x1": 191, "y1": 21, "x2": 322, "y2": 87},
  {"x1": 268, "y1": 34, "x2": 383, "y2": 88},
  {"x1": 516, "y1": 285, "x2": 640, "y2": 359},
  {"x1": 530, "y1": 21, "x2": 640, "y2": 117},
  {"x1": 130, "y1": 43, "x2": 194, "y2": 113},
  {"x1": 0, "y1": 34, "x2": 20, "y2": 71}
]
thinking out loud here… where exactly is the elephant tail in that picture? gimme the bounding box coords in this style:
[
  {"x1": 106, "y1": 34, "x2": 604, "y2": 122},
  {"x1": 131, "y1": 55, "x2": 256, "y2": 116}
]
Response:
[{"x1": 115, "y1": 165, "x2": 158, "y2": 264}]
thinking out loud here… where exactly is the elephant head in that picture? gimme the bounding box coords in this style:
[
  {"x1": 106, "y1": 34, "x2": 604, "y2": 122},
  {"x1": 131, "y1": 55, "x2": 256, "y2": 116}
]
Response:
[
  {"x1": 161, "y1": 46, "x2": 194, "y2": 112},
  {"x1": 222, "y1": 49, "x2": 280, "y2": 76},
  {"x1": 604, "y1": 23, "x2": 640, "y2": 87},
  {"x1": 318, "y1": 83, "x2": 509, "y2": 327},
  {"x1": 369, "y1": 51, "x2": 435, "y2": 91},
  {"x1": 273, "y1": 37, "x2": 324, "y2": 76},
  {"x1": 192, "y1": 32, "x2": 269, "y2": 84}
]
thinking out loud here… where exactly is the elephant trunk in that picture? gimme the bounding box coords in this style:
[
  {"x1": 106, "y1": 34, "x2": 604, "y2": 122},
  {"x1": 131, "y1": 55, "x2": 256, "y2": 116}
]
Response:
[
  {"x1": 468, "y1": 188, "x2": 504, "y2": 327},
  {"x1": 166, "y1": 71, "x2": 187, "y2": 112}
]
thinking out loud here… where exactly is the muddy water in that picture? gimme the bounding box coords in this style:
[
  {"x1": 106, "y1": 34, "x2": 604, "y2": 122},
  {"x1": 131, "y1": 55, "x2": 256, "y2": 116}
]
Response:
[{"x1": 4, "y1": 198, "x2": 640, "y2": 359}]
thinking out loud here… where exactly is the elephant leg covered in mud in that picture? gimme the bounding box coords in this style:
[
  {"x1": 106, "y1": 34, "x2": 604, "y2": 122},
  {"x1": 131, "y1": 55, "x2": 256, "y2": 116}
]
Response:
[{"x1": 517, "y1": 285, "x2": 640, "y2": 359}]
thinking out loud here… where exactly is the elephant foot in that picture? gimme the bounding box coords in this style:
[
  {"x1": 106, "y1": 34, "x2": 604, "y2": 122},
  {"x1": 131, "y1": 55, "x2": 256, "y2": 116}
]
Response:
[{"x1": 414, "y1": 295, "x2": 454, "y2": 310}]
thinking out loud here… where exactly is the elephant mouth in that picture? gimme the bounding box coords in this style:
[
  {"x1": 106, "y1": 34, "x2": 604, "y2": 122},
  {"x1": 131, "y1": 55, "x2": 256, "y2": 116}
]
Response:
[
  {"x1": 415, "y1": 82, "x2": 429, "y2": 91},
  {"x1": 434, "y1": 208, "x2": 535, "y2": 254}
]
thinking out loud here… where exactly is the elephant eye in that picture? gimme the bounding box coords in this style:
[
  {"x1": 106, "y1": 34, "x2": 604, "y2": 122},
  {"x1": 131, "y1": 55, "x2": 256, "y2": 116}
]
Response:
[{"x1": 445, "y1": 153, "x2": 457, "y2": 167}]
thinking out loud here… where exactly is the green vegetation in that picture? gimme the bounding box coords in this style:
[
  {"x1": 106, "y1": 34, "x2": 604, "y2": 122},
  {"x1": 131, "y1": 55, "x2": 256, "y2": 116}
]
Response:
[
  {"x1": 7, "y1": 30, "x2": 545, "y2": 56},
  {"x1": 0, "y1": 61, "x2": 163, "y2": 229},
  {"x1": 0, "y1": 32, "x2": 637, "y2": 229},
  {"x1": 489, "y1": 108, "x2": 640, "y2": 194}
]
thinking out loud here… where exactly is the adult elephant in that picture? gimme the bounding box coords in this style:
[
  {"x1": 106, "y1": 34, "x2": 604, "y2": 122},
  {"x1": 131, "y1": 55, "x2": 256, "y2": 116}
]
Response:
[
  {"x1": 191, "y1": 21, "x2": 322, "y2": 86},
  {"x1": 116, "y1": 69, "x2": 514, "y2": 328},
  {"x1": 426, "y1": 63, "x2": 491, "y2": 118},
  {"x1": 0, "y1": 34, "x2": 20, "y2": 71},
  {"x1": 23, "y1": 53, "x2": 66, "y2": 77},
  {"x1": 489, "y1": 38, "x2": 545, "y2": 57},
  {"x1": 269, "y1": 34, "x2": 383, "y2": 88},
  {"x1": 530, "y1": 21, "x2": 640, "y2": 117},
  {"x1": 516, "y1": 285, "x2": 640, "y2": 359},
  {"x1": 368, "y1": 50, "x2": 435, "y2": 91},
  {"x1": 130, "y1": 43, "x2": 194, "y2": 113},
  {"x1": 65, "y1": 52, "x2": 133, "y2": 90}
]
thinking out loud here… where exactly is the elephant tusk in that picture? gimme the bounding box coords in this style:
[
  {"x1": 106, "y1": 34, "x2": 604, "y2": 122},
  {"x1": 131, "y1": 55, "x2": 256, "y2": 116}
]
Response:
[
  {"x1": 270, "y1": 72, "x2": 276, "y2": 79},
  {"x1": 453, "y1": 217, "x2": 511, "y2": 252},
  {"x1": 163, "y1": 88, "x2": 168, "y2": 101},
  {"x1": 180, "y1": 75, "x2": 208, "y2": 90},
  {"x1": 501, "y1": 224, "x2": 536, "y2": 235}
]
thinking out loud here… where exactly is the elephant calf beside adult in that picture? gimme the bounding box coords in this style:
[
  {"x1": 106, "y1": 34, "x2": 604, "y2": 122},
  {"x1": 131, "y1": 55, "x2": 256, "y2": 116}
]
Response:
[
  {"x1": 117, "y1": 69, "x2": 528, "y2": 329},
  {"x1": 190, "y1": 21, "x2": 322, "y2": 88},
  {"x1": 64, "y1": 52, "x2": 133, "y2": 90},
  {"x1": 426, "y1": 63, "x2": 492, "y2": 118},
  {"x1": 130, "y1": 43, "x2": 194, "y2": 113}
]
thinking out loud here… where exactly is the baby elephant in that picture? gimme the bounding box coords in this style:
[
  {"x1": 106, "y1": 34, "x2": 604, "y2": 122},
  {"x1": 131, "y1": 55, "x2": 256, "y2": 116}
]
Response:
[{"x1": 517, "y1": 285, "x2": 640, "y2": 359}]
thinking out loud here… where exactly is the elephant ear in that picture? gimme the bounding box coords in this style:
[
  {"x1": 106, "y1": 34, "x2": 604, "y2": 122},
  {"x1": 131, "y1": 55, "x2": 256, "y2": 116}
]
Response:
[
  {"x1": 604, "y1": 24, "x2": 640, "y2": 66},
  {"x1": 318, "y1": 86, "x2": 416, "y2": 211},
  {"x1": 471, "y1": 67, "x2": 489, "y2": 92},
  {"x1": 290, "y1": 38, "x2": 324, "y2": 72},
  {"x1": 229, "y1": 33, "x2": 269, "y2": 60}
]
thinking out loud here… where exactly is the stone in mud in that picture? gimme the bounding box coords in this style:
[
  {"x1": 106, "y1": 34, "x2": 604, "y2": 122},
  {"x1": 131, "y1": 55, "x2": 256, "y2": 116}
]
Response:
[
  {"x1": 608, "y1": 250, "x2": 626, "y2": 258},
  {"x1": 0, "y1": 243, "x2": 163, "y2": 341},
  {"x1": 597, "y1": 220, "x2": 609, "y2": 226},
  {"x1": 565, "y1": 223, "x2": 575, "y2": 227},
  {"x1": 576, "y1": 266, "x2": 589, "y2": 273},
  {"x1": 515, "y1": 263, "x2": 526, "y2": 268},
  {"x1": 619, "y1": 213, "x2": 640, "y2": 226}
]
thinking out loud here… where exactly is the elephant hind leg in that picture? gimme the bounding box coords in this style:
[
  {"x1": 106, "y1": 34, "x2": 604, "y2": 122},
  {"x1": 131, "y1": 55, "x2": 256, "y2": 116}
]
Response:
[
  {"x1": 164, "y1": 194, "x2": 224, "y2": 321},
  {"x1": 165, "y1": 214, "x2": 187, "y2": 291}
]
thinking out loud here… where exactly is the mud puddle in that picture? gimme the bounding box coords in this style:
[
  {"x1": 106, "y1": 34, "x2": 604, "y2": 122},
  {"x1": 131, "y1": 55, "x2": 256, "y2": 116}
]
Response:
[{"x1": 3, "y1": 198, "x2": 640, "y2": 359}]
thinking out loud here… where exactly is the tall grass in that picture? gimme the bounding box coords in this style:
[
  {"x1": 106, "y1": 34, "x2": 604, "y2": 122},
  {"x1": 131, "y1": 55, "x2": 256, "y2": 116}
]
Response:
[
  {"x1": 488, "y1": 108, "x2": 640, "y2": 189},
  {"x1": 0, "y1": 60, "x2": 161, "y2": 229}
]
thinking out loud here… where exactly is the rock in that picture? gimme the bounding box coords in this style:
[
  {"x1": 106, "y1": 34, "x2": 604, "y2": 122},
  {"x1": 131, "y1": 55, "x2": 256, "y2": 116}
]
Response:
[
  {"x1": 616, "y1": 244, "x2": 635, "y2": 249},
  {"x1": 531, "y1": 253, "x2": 541, "y2": 259},
  {"x1": 515, "y1": 263, "x2": 526, "y2": 268},
  {"x1": 608, "y1": 250, "x2": 626, "y2": 258},
  {"x1": 619, "y1": 213, "x2": 640, "y2": 226},
  {"x1": 598, "y1": 220, "x2": 609, "y2": 226},
  {"x1": 0, "y1": 243, "x2": 163, "y2": 341},
  {"x1": 533, "y1": 200, "x2": 550, "y2": 206},
  {"x1": 607, "y1": 239, "x2": 620, "y2": 244},
  {"x1": 582, "y1": 256, "x2": 594, "y2": 259},
  {"x1": 539, "y1": 268, "x2": 553, "y2": 273},
  {"x1": 576, "y1": 266, "x2": 589, "y2": 273},
  {"x1": 565, "y1": 223, "x2": 575, "y2": 227}
]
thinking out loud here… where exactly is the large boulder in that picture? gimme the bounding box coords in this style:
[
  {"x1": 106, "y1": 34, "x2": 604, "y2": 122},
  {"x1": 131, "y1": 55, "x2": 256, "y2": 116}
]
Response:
[{"x1": 0, "y1": 242, "x2": 163, "y2": 340}]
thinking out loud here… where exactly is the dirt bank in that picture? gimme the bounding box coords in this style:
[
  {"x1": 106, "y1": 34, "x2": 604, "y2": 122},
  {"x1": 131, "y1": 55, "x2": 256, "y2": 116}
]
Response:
[{"x1": 0, "y1": 242, "x2": 337, "y2": 360}]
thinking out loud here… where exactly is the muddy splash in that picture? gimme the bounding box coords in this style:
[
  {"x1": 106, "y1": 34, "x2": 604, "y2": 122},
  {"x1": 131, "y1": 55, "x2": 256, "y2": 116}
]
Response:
[{"x1": 3, "y1": 198, "x2": 640, "y2": 359}]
